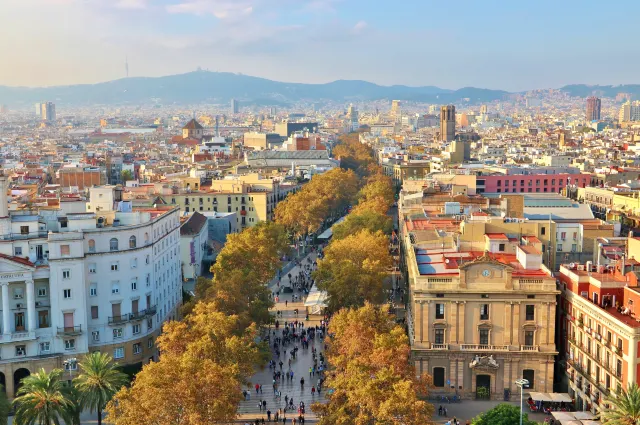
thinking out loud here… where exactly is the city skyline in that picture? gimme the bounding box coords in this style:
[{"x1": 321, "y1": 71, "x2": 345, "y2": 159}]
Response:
[{"x1": 2, "y1": 0, "x2": 640, "y2": 91}]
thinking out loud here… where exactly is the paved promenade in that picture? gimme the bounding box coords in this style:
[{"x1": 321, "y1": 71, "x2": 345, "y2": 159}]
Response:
[{"x1": 237, "y1": 251, "x2": 325, "y2": 424}]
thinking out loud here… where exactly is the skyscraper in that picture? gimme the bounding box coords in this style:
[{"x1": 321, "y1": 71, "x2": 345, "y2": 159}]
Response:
[
  {"x1": 586, "y1": 96, "x2": 601, "y2": 121},
  {"x1": 39, "y1": 102, "x2": 56, "y2": 122},
  {"x1": 347, "y1": 104, "x2": 359, "y2": 132},
  {"x1": 391, "y1": 100, "x2": 401, "y2": 121},
  {"x1": 231, "y1": 99, "x2": 239, "y2": 114},
  {"x1": 440, "y1": 105, "x2": 456, "y2": 142}
]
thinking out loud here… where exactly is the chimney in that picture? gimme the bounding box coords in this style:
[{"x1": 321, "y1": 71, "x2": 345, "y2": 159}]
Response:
[{"x1": 0, "y1": 176, "x2": 8, "y2": 218}]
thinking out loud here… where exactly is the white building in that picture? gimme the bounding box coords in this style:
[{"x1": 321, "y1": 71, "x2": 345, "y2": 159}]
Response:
[
  {"x1": 180, "y1": 212, "x2": 209, "y2": 281},
  {"x1": 0, "y1": 178, "x2": 182, "y2": 397}
]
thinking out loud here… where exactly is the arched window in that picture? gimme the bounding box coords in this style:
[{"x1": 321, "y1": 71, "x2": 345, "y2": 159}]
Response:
[
  {"x1": 110, "y1": 238, "x2": 119, "y2": 251},
  {"x1": 129, "y1": 235, "x2": 137, "y2": 249},
  {"x1": 88, "y1": 239, "x2": 96, "y2": 253}
]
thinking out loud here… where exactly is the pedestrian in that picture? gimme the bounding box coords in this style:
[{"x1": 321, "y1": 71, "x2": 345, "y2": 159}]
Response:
[
  {"x1": 263, "y1": 400, "x2": 267, "y2": 410},
  {"x1": 309, "y1": 367, "x2": 312, "y2": 377},
  {"x1": 258, "y1": 401, "x2": 263, "y2": 412},
  {"x1": 311, "y1": 386, "x2": 315, "y2": 396},
  {"x1": 267, "y1": 410, "x2": 272, "y2": 422},
  {"x1": 255, "y1": 383, "x2": 260, "y2": 394},
  {"x1": 260, "y1": 384, "x2": 263, "y2": 394}
]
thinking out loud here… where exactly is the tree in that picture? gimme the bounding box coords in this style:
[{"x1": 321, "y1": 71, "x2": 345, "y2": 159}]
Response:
[
  {"x1": 120, "y1": 170, "x2": 133, "y2": 182},
  {"x1": 275, "y1": 168, "x2": 359, "y2": 236},
  {"x1": 601, "y1": 383, "x2": 640, "y2": 425},
  {"x1": 332, "y1": 133, "x2": 377, "y2": 177},
  {"x1": 332, "y1": 209, "x2": 392, "y2": 241},
  {"x1": 13, "y1": 368, "x2": 74, "y2": 425},
  {"x1": 313, "y1": 304, "x2": 433, "y2": 425},
  {"x1": 314, "y1": 229, "x2": 392, "y2": 312},
  {"x1": 359, "y1": 173, "x2": 395, "y2": 207},
  {"x1": 106, "y1": 304, "x2": 262, "y2": 425},
  {"x1": 471, "y1": 403, "x2": 538, "y2": 425},
  {"x1": 74, "y1": 352, "x2": 129, "y2": 425},
  {"x1": 189, "y1": 221, "x2": 290, "y2": 327},
  {"x1": 351, "y1": 196, "x2": 391, "y2": 216},
  {"x1": 0, "y1": 386, "x2": 10, "y2": 425}
]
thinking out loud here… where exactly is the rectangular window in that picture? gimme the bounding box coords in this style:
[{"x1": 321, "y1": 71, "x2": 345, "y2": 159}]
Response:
[
  {"x1": 14, "y1": 247, "x2": 22, "y2": 256},
  {"x1": 130, "y1": 258, "x2": 137, "y2": 269},
  {"x1": 541, "y1": 227, "x2": 546, "y2": 235},
  {"x1": 434, "y1": 329, "x2": 445, "y2": 344},
  {"x1": 525, "y1": 331, "x2": 535, "y2": 346},
  {"x1": 133, "y1": 324, "x2": 140, "y2": 334},
  {"x1": 113, "y1": 328, "x2": 123, "y2": 339},
  {"x1": 114, "y1": 347, "x2": 124, "y2": 359},
  {"x1": 480, "y1": 304, "x2": 489, "y2": 320},
  {"x1": 148, "y1": 338, "x2": 153, "y2": 349},
  {"x1": 20, "y1": 226, "x2": 29, "y2": 235},
  {"x1": 65, "y1": 339, "x2": 75, "y2": 350},
  {"x1": 133, "y1": 343, "x2": 142, "y2": 355},
  {"x1": 147, "y1": 317, "x2": 153, "y2": 329},
  {"x1": 60, "y1": 245, "x2": 70, "y2": 256},
  {"x1": 479, "y1": 329, "x2": 489, "y2": 345},
  {"x1": 13, "y1": 288, "x2": 23, "y2": 299},
  {"x1": 525, "y1": 305, "x2": 535, "y2": 321},
  {"x1": 90, "y1": 285, "x2": 97, "y2": 297},
  {"x1": 111, "y1": 263, "x2": 119, "y2": 271},
  {"x1": 16, "y1": 345, "x2": 26, "y2": 356},
  {"x1": 131, "y1": 278, "x2": 137, "y2": 291},
  {"x1": 62, "y1": 269, "x2": 70, "y2": 279},
  {"x1": 92, "y1": 331, "x2": 100, "y2": 342},
  {"x1": 39, "y1": 342, "x2": 50, "y2": 353},
  {"x1": 63, "y1": 289, "x2": 71, "y2": 299},
  {"x1": 435, "y1": 303, "x2": 445, "y2": 319},
  {"x1": 498, "y1": 243, "x2": 505, "y2": 252},
  {"x1": 38, "y1": 310, "x2": 49, "y2": 328},
  {"x1": 91, "y1": 306, "x2": 99, "y2": 319},
  {"x1": 37, "y1": 287, "x2": 47, "y2": 297},
  {"x1": 89, "y1": 263, "x2": 96, "y2": 273}
]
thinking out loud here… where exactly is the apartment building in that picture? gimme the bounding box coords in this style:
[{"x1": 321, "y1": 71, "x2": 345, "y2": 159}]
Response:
[
  {"x1": 0, "y1": 178, "x2": 182, "y2": 397},
  {"x1": 558, "y1": 238, "x2": 640, "y2": 413},
  {"x1": 158, "y1": 174, "x2": 300, "y2": 228},
  {"x1": 476, "y1": 172, "x2": 591, "y2": 194}
]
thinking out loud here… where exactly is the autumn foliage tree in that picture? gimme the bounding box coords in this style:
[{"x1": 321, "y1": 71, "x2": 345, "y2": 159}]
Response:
[
  {"x1": 275, "y1": 168, "x2": 359, "y2": 236},
  {"x1": 185, "y1": 221, "x2": 289, "y2": 327},
  {"x1": 331, "y1": 209, "x2": 392, "y2": 241},
  {"x1": 106, "y1": 303, "x2": 263, "y2": 425},
  {"x1": 312, "y1": 304, "x2": 434, "y2": 425},
  {"x1": 314, "y1": 229, "x2": 391, "y2": 312},
  {"x1": 332, "y1": 133, "x2": 377, "y2": 177}
]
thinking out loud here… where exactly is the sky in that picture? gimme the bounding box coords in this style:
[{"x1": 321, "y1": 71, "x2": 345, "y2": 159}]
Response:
[{"x1": 1, "y1": 0, "x2": 639, "y2": 91}]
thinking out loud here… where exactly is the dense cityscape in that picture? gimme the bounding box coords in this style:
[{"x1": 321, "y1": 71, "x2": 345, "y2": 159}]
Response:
[{"x1": 3, "y1": 1, "x2": 640, "y2": 424}]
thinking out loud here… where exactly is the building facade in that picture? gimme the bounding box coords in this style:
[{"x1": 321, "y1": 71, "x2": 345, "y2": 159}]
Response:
[
  {"x1": 440, "y1": 105, "x2": 456, "y2": 142},
  {"x1": 0, "y1": 178, "x2": 182, "y2": 398},
  {"x1": 586, "y1": 97, "x2": 601, "y2": 122}
]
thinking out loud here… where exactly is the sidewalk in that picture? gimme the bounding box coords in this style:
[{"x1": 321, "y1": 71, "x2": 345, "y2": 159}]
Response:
[{"x1": 238, "y1": 251, "x2": 325, "y2": 423}]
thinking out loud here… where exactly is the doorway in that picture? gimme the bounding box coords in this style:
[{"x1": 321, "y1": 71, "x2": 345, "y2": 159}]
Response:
[{"x1": 476, "y1": 374, "x2": 491, "y2": 399}]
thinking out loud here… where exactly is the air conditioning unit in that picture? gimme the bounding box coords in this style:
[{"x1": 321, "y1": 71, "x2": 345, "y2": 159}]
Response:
[
  {"x1": 16, "y1": 303, "x2": 23, "y2": 309},
  {"x1": 35, "y1": 302, "x2": 41, "y2": 307}
]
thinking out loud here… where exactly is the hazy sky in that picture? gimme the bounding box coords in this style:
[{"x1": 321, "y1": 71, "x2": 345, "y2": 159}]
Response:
[{"x1": 1, "y1": 0, "x2": 638, "y2": 91}]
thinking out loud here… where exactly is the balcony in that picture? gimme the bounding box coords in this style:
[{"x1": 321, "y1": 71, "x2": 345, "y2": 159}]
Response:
[
  {"x1": 57, "y1": 326, "x2": 82, "y2": 336},
  {"x1": 430, "y1": 344, "x2": 449, "y2": 350},
  {"x1": 0, "y1": 231, "x2": 48, "y2": 241},
  {"x1": 130, "y1": 310, "x2": 146, "y2": 321},
  {"x1": 520, "y1": 345, "x2": 539, "y2": 352},
  {"x1": 108, "y1": 315, "x2": 130, "y2": 325},
  {"x1": 460, "y1": 344, "x2": 510, "y2": 351},
  {"x1": 146, "y1": 305, "x2": 157, "y2": 316}
]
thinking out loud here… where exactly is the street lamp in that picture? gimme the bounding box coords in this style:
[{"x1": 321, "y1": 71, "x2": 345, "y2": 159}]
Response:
[
  {"x1": 515, "y1": 378, "x2": 529, "y2": 425},
  {"x1": 64, "y1": 357, "x2": 78, "y2": 384}
]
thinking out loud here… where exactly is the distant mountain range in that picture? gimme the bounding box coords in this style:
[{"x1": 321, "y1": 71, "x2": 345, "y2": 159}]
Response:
[
  {"x1": 0, "y1": 71, "x2": 509, "y2": 106},
  {"x1": 2, "y1": 71, "x2": 640, "y2": 106}
]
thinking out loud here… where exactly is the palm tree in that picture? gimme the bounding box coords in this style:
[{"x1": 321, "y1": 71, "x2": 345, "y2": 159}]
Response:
[
  {"x1": 0, "y1": 385, "x2": 10, "y2": 425},
  {"x1": 73, "y1": 352, "x2": 128, "y2": 425},
  {"x1": 12, "y1": 368, "x2": 73, "y2": 425},
  {"x1": 601, "y1": 383, "x2": 640, "y2": 425}
]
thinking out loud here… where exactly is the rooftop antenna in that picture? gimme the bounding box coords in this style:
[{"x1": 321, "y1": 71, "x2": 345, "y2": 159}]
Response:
[{"x1": 125, "y1": 55, "x2": 129, "y2": 78}]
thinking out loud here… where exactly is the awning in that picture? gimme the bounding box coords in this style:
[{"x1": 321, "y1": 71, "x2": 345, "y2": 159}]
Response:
[
  {"x1": 317, "y1": 215, "x2": 348, "y2": 240},
  {"x1": 304, "y1": 284, "x2": 328, "y2": 314},
  {"x1": 529, "y1": 392, "x2": 554, "y2": 402},
  {"x1": 550, "y1": 393, "x2": 573, "y2": 403},
  {"x1": 573, "y1": 412, "x2": 596, "y2": 420}
]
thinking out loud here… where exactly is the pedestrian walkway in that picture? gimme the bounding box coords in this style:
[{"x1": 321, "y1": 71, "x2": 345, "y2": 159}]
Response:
[{"x1": 237, "y1": 251, "x2": 326, "y2": 423}]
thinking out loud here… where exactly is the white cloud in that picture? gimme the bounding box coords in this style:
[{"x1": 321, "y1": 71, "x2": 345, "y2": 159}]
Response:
[
  {"x1": 114, "y1": 0, "x2": 148, "y2": 9},
  {"x1": 353, "y1": 20, "x2": 367, "y2": 33},
  {"x1": 166, "y1": 0, "x2": 254, "y2": 18}
]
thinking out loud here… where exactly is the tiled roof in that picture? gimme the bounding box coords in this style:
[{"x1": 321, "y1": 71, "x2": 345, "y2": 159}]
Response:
[
  {"x1": 180, "y1": 211, "x2": 207, "y2": 236},
  {"x1": 183, "y1": 119, "x2": 203, "y2": 130}
]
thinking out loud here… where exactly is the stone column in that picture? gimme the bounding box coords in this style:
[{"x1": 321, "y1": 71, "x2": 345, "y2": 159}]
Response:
[
  {"x1": 2, "y1": 283, "x2": 10, "y2": 335},
  {"x1": 449, "y1": 358, "x2": 457, "y2": 389},
  {"x1": 419, "y1": 301, "x2": 425, "y2": 343},
  {"x1": 450, "y1": 302, "x2": 458, "y2": 343},
  {"x1": 458, "y1": 301, "x2": 466, "y2": 344},
  {"x1": 26, "y1": 280, "x2": 36, "y2": 332},
  {"x1": 505, "y1": 303, "x2": 512, "y2": 345},
  {"x1": 513, "y1": 302, "x2": 521, "y2": 345}
]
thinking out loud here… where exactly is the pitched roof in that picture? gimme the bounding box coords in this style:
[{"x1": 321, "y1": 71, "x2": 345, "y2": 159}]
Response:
[
  {"x1": 180, "y1": 211, "x2": 208, "y2": 236},
  {"x1": 183, "y1": 119, "x2": 203, "y2": 130}
]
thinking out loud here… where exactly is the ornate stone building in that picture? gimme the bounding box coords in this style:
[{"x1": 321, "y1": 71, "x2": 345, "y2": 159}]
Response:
[{"x1": 400, "y1": 216, "x2": 559, "y2": 399}]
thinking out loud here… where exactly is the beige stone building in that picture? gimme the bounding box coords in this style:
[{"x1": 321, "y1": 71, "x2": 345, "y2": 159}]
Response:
[{"x1": 400, "y1": 214, "x2": 559, "y2": 399}]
